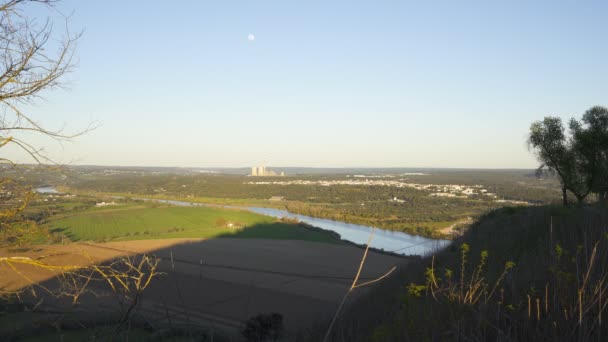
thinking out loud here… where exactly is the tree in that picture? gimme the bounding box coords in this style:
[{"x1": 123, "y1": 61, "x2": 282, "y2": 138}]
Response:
[
  {"x1": 0, "y1": 0, "x2": 85, "y2": 244},
  {"x1": 0, "y1": 4, "x2": 162, "y2": 337},
  {"x1": 0, "y1": 0, "x2": 99, "y2": 301},
  {"x1": 570, "y1": 106, "x2": 608, "y2": 202},
  {"x1": 528, "y1": 117, "x2": 590, "y2": 205},
  {"x1": 529, "y1": 107, "x2": 608, "y2": 206}
]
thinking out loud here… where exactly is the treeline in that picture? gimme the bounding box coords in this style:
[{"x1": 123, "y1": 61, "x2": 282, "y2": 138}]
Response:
[
  {"x1": 67, "y1": 171, "x2": 561, "y2": 204},
  {"x1": 283, "y1": 197, "x2": 501, "y2": 238}
]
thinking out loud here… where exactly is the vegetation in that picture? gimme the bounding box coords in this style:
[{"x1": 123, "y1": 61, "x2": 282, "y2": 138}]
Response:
[
  {"x1": 52, "y1": 169, "x2": 562, "y2": 238},
  {"x1": 0, "y1": 3, "x2": 169, "y2": 340},
  {"x1": 314, "y1": 204, "x2": 608, "y2": 341},
  {"x1": 309, "y1": 109, "x2": 608, "y2": 341},
  {"x1": 529, "y1": 106, "x2": 608, "y2": 205},
  {"x1": 0, "y1": 1, "x2": 603, "y2": 340},
  {"x1": 570, "y1": 107, "x2": 608, "y2": 202},
  {"x1": 24, "y1": 198, "x2": 340, "y2": 244},
  {"x1": 242, "y1": 313, "x2": 284, "y2": 342},
  {"x1": 0, "y1": 0, "x2": 87, "y2": 247}
]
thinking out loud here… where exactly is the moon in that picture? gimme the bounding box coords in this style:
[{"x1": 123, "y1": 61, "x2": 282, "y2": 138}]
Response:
[{"x1": 247, "y1": 33, "x2": 255, "y2": 41}]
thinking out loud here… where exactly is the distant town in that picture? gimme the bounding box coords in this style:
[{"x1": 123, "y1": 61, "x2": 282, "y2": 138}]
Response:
[{"x1": 250, "y1": 165, "x2": 285, "y2": 177}]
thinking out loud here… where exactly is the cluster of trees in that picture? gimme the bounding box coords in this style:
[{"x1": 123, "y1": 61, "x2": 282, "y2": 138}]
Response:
[
  {"x1": 529, "y1": 106, "x2": 608, "y2": 205},
  {"x1": 283, "y1": 196, "x2": 499, "y2": 237}
]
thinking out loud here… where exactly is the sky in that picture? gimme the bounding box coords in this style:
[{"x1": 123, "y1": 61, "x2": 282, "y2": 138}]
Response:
[{"x1": 5, "y1": 0, "x2": 608, "y2": 168}]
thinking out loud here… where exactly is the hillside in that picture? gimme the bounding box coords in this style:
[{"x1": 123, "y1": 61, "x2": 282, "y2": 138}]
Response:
[{"x1": 317, "y1": 204, "x2": 608, "y2": 341}]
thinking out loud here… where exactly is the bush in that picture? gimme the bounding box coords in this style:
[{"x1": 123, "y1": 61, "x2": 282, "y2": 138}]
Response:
[{"x1": 242, "y1": 313, "x2": 283, "y2": 342}]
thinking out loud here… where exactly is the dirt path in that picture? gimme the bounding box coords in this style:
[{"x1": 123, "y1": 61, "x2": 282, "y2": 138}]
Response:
[{"x1": 439, "y1": 218, "x2": 473, "y2": 235}]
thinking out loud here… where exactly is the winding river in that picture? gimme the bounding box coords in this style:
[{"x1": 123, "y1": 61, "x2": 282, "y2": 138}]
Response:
[
  {"x1": 128, "y1": 198, "x2": 450, "y2": 256},
  {"x1": 36, "y1": 188, "x2": 450, "y2": 256},
  {"x1": 247, "y1": 207, "x2": 450, "y2": 256}
]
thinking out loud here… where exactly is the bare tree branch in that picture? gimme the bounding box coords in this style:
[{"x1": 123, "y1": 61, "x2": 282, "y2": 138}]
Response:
[{"x1": 0, "y1": 0, "x2": 86, "y2": 165}]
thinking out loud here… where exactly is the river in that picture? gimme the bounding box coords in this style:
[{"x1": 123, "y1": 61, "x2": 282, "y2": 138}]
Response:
[
  {"x1": 35, "y1": 188, "x2": 450, "y2": 256},
  {"x1": 128, "y1": 198, "x2": 450, "y2": 256},
  {"x1": 247, "y1": 207, "x2": 450, "y2": 256}
]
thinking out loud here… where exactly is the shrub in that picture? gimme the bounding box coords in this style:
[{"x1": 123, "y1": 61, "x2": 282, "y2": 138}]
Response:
[
  {"x1": 215, "y1": 217, "x2": 227, "y2": 227},
  {"x1": 242, "y1": 313, "x2": 284, "y2": 342}
]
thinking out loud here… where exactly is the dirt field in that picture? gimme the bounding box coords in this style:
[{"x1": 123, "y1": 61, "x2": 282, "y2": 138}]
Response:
[{"x1": 1, "y1": 238, "x2": 409, "y2": 335}]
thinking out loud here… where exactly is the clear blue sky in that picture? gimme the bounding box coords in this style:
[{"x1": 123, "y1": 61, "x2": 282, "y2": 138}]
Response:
[{"x1": 7, "y1": 0, "x2": 608, "y2": 168}]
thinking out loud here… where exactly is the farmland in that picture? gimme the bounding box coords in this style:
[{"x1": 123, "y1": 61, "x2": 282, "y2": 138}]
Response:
[
  {"x1": 50, "y1": 168, "x2": 563, "y2": 238},
  {"x1": 0, "y1": 237, "x2": 408, "y2": 339},
  {"x1": 41, "y1": 202, "x2": 340, "y2": 244}
]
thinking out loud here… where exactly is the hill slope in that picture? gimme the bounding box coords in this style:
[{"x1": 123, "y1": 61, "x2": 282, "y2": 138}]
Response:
[{"x1": 318, "y1": 204, "x2": 608, "y2": 341}]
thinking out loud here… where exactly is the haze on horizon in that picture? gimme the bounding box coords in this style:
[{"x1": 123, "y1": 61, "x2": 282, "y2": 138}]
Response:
[{"x1": 5, "y1": 0, "x2": 607, "y2": 169}]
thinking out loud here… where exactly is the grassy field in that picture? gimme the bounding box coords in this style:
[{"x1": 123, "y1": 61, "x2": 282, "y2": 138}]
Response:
[
  {"x1": 43, "y1": 203, "x2": 339, "y2": 244},
  {"x1": 60, "y1": 189, "x2": 476, "y2": 239}
]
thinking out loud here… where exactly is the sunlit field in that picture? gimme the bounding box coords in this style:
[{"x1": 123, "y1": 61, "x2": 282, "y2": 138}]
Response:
[{"x1": 44, "y1": 203, "x2": 339, "y2": 243}]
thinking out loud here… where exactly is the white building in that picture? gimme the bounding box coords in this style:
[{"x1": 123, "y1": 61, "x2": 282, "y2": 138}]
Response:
[{"x1": 250, "y1": 165, "x2": 284, "y2": 177}]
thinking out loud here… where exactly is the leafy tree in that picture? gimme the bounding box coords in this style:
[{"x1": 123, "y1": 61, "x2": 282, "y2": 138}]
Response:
[
  {"x1": 570, "y1": 106, "x2": 608, "y2": 202},
  {"x1": 528, "y1": 117, "x2": 590, "y2": 205},
  {"x1": 529, "y1": 106, "x2": 608, "y2": 205}
]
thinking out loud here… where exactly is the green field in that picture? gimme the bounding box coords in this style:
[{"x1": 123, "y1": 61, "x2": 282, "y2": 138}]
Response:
[{"x1": 44, "y1": 203, "x2": 339, "y2": 244}]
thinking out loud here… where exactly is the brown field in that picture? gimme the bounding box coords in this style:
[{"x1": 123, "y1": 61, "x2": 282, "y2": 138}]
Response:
[{"x1": 0, "y1": 238, "x2": 409, "y2": 336}]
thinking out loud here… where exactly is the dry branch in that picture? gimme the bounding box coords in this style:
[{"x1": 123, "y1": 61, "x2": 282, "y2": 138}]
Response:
[{"x1": 322, "y1": 227, "x2": 397, "y2": 342}]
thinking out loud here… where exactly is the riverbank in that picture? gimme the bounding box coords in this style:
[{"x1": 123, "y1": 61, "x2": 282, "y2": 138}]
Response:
[
  {"x1": 292, "y1": 220, "x2": 421, "y2": 260},
  {"x1": 249, "y1": 207, "x2": 449, "y2": 257},
  {"x1": 56, "y1": 187, "x2": 468, "y2": 239},
  {"x1": 38, "y1": 187, "x2": 450, "y2": 256}
]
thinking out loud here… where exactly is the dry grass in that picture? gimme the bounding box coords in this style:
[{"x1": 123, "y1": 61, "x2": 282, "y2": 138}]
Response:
[{"x1": 314, "y1": 204, "x2": 608, "y2": 342}]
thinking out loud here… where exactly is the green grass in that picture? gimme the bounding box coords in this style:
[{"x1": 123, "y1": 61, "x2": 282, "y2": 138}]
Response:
[{"x1": 43, "y1": 203, "x2": 339, "y2": 244}]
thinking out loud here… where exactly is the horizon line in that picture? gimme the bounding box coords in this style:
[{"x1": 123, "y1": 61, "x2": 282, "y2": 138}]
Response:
[{"x1": 13, "y1": 163, "x2": 537, "y2": 171}]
